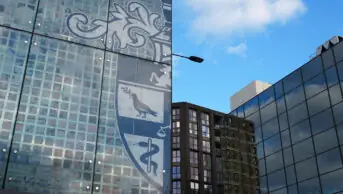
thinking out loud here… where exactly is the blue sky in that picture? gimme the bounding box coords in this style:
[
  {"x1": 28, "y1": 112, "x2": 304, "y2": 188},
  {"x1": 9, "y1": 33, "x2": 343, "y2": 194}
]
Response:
[{"x1": 172, "y1": 0, "x2": 343, "y2": 113}]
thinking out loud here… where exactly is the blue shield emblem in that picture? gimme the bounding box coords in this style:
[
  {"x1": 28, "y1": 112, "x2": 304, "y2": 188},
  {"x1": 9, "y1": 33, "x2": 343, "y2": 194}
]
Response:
[{"x1": 115, "y1": 56, "x2": 171, "y2": 191}]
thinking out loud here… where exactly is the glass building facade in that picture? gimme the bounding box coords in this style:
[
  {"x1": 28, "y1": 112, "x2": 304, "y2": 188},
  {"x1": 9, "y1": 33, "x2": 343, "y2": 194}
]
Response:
[
  {"x1": 231, "y1": 40, "x2": 343, "y2": 193},
  {"x1": 0, "y1": 0, "x2": 171, "y2": 193}
]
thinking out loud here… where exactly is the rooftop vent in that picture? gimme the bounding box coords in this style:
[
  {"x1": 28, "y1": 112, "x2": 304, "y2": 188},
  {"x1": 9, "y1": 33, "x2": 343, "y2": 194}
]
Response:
[{"x1": 316, "y1": 36, "x2": 343, "y2": 56}]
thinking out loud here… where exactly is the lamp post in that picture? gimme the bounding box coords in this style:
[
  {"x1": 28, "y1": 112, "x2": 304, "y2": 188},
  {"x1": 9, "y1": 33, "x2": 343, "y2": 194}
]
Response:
[{"x1": 172, "y1": 53, "x2": 204, "y2": 63}]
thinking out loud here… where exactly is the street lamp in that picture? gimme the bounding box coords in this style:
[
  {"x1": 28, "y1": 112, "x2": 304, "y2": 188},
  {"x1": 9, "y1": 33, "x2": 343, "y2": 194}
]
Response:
[{"x1": 172, "y1": 53, "x2": 204, "y2": 63}]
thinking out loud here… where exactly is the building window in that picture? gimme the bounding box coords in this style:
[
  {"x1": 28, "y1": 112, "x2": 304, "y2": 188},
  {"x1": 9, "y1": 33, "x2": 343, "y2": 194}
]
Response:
[
  {"x1": 172, "y1": 136, "x2": 180, "y2": 149},
  {"x1": 190, "y1": 182, "x2": 199, "y2": 191},
  {"x1": 172, "y1": 121, "x2": 180, "y2": 134},
  {"x1": 172, "y1": 181, "x2": 181, "y2": 194},
  {"x1": 203, "y1": 154, "x2": 211, "y2": 169},
  {"x1": 172, "y1": 108, "x2": 180, "y2": 120},
  {"x1": 189, "y1": 122, "x2": 198, "y2": 136},
  {"x1": 217, "y1": 173, "x2": 223, "y2": 184},
  {"x1": 173, "y1": 150, "x2": 181, "y2": 163},
  {"x1": 190, "y1": 151, "x2": 199, "y2": 165},
  {"x1": 190, "y1": 167, "x2": 199, "y2": 180},
  {"x1": 172, "y1": 166, "x2": 181, "y2": 179},
  {"x1": 202, "y1": 125, "x2": 210, "y2": 137},
  {"x1": 201, "y1": 113, "x2": 210, "y2": 125},
  {"x1": 202, "y1": 140, "x2": 211, "y2": 152},
  {"x1": 189, "y1": 109, "x2": 197, "y2": 122},
  {"x1": 189, "y1": 136, "x2": 198, "y2": 150},
  {"x1": 204, "y1": 169, "x2": 211, "y2": 182},
  {"x1": 204, "y1": 184, "x2": 212, "y2": 193}
]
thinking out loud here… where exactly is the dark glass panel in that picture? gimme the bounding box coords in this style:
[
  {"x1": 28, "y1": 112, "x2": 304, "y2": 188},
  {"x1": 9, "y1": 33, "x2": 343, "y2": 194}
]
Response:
[
  {"x1": 298, "y1": 177, "x2": 321, "y2": 194},
  {"x1": 329, "y1": 84, "x2": 343, "y2": 105},
  {"x1": 287, "y1": 184, "x2": 298, "y2": 194},
  {"x1": 317, "y1": 148, "x2": 342, "y2": 174},
  {"x1": 293, "y1": 138, "x2": 314, "y2": 162},
  {"x1": 285, "y1": 165, "x2": 296, "y2": 185},
  {"x1": 265, "y1": 151, "x2": 283, "y2": 173},
  {"x1": 290, "y1": 119, "x2": 311, "y2": 145},
  {"x1": 333, "y1": 41, "x2": 343, "y2": 63},
  {"x1": 255, "y1": 126, "x2": 262, "y2": 143},
  {"x1": 322, "y1": 49, "x2": 335, "y2": 69},
  {"x1": 287, "y1": 102, "x2": 308, "y2": 126},
  {"x1": 267, "y1": 169, "x2": 286, "y2": 191},
  {"x1": 281, "y1": 130, "x2": 291, "y2": 148},
  {"x1": 285, "y1": 86, "x2": 305, "y2": 110},
  {"x1": 260, "y1": 102, "x2": 276, "y2": 124},
  {"x1": 237, "y1": 106, "x2": 244, "y2": 118},
  {"x1": 301, "y1": 56, "x2": 323, "y2": 82},
  {"x1": 307, "y1": 90, "x2": 330, "y2": 116},
  {"x1": 257, "y1": 142, "x2": 264, "y2": 159},
  {"x1": 295, "y1": 157, "x2": 318, "y2": 182},
  {"x1": 283, "y1": 147, "x2": 294, "y2": 166},
  {"x1": 304, "y1": 73, "x2": 326, "y2": 99},
  {"x1": 246, "y1": 111, "x2": 261, "y2": 128},
  {"x1": 314, "y1": 128, "x2": 338, "y2": 154},
  {"x1": 278, "y1": 113, "x2": 289, "y2": 131},
  {"x1": 310, "y1": 108, "x2": 334, "y2": 135},
  {"x1": 274, "y1": 81, "x2": 284, "y2": 99},
  {"x1": 337, "y1": 61, "x2": 343, "y2": 81},
  {"x1": 325, "y1": 66, "x2": 339, "y2": 87},
  {"x1": 244, "y1": 96, "x2": 259, "y2": 117},
  {"x1": 262, "y1": 117, "x2": 279, "y2": 140},
  {"x1": 260, "y1": 176, "x2": 268, "y2": 194},
  {"x1": 259, "y1": 158, "x2": 266, "y2": 176},
  {"x1": 320, "y1": 168, "x2": 343, "y2": 194},
  {"x1": 337, "y1": 123, "x2": 343, "y2": 145},
  {"x1": 270, "y1": 188, "x2": 287, "y2": 194},
  {"x1": 333, "y1": 101, "x2": 343, "y2": 125},
  {"x1": 264, "y1": 134, "x2": 281, "y2": 156},
  {"x1": 259, "y1": 86, "x2": 275, "y2": 108},
  {"x1": 283, "y1": 70, "x2": 302, "y2": 94},
  {"x1": 276, "y1": 96, "x2": 286, "y2": 114}
]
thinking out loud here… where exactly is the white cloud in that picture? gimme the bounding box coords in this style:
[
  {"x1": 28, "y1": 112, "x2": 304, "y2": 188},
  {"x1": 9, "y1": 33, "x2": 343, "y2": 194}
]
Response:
[
  {"x1": 185, "y1": 0, "x2": 306, "y2": 37},
  {"x1": 227, "y1": 42, "x2": 247, "y2": 57}
]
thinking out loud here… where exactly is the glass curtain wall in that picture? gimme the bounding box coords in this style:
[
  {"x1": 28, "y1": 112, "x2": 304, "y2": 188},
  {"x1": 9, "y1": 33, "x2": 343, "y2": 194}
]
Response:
[
  {"x1": 0, "y1": 0, "x2": 172, "y2": 193},
  {"x1": 230, "y1": 41, "x2": 343, "y2": 194}
]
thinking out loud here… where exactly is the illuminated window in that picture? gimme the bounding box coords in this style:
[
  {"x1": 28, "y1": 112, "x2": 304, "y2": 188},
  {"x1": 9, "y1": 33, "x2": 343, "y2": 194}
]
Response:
[
  {"x1": 172, "y1": 166, "x2": 181, "y2": 179},
  {"x1": 189, "y1": 122, "x2": 198, "y2": 136},
  {"x1": 172, "y1": 136, "x2": 180, "y2": 149},
  {"x1": 190, "y1": 182, "x2": 199, "y2": 191},
  {"x1": 173, "y1": 150, "x2": 181, "y2": 163},
  {"x1": 172, "y1": 108, "x2": 180, "y2": 120},
  {"x1": 172, "y1": 181, "x2": 181, "y2": 194},
  {"x1": 172, "y1": 121, "x2": 180, "y2": 134},
  {"x1": 202, "y1": 140, "x2": 211, "y2": 152},
  {"x1": 189, "y1": 109, "x2": 197, "y2": 122},
  {"x1": 204, "y1": 169, "x2": 211, "y2": 182}
]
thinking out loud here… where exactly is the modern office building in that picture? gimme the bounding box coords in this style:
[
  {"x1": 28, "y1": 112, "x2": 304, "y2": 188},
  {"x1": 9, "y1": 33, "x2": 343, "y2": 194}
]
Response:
[
  {"x1": 171, "y1": 102, "x2": 258, "y2": 194},
  {"x1": 0, "y1": 0, "x2": 171, "y2": 193},
  {"x1": 230, "y1": 80, "x2": 271, "y2": 111},
  {"x1": 230, "y1": 36, "x2": 343, "y2": 193}
]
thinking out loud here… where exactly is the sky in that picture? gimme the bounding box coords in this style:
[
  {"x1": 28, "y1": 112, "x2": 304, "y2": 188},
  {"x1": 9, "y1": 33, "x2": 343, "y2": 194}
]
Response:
[{"x1": 171, "y1": 0, "x2": 343, "y2": 113}]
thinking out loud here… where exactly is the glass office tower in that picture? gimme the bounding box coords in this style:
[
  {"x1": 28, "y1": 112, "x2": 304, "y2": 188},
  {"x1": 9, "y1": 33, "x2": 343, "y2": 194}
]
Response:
[
  {"x1": 0, "y1": 0, "x2": 171, "y2": 193},
  {"x1": 231, "y1": 40, "x2": 343, "y2": 193}
]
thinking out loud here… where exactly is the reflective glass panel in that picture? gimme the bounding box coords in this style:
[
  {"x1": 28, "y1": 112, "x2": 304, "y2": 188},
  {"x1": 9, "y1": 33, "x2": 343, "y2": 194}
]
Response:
[
  {"x1": 304, "y1": 73, "x2": 326, "y2": 99},
  {"x1": 290, "y1": 119, "x2": 311, "y2": 145},
  {"x1": 0, "y1": 27, "x2": 31, "y2": 180},
  {"x1": 320, "y1": 168, "x2": 343, "y2": 194},
  {"x1": 259, "y1": 86, "x2": 275, "y2": 108},
  {"x1": 333, "y1": 41, "x2": 343, "y2": 63},
  {"x1": 310, "y1": 109, "x2": 334, "y2": 135},
  {"x1": 285, "y1": 165, "x2": 296, "y2": 185},
  {"x1": 264, "y1": 134, "x2": 281, "y2": 156},
  {"x1": 298, "y1": 177, "x2": 321, "y2": 194},
  {"x1": 276, "y1": 96, "x2": 286, "y2": 114},
  {"x1": 246, "y1": 111, "x2": 261, "y2": 127},
  {"x1": 295, "y1": 157, "x2": 317, "y2": 182},
  {"x1": 274, "y1": 81, "x2": 284, "y2": 99},
  {"x1": 322, "y1": 49, "x2": 335, "y2": 69},
  {"x1": 262, "y1": 117, "x2": 279, "y2": 140},
  {"x1": 283, "y1": 70, "x2": 302, "y2": 93},
  {"x1": 329, "y1": 84, "x2": 342, "y2": 105},
  {"x1": 293, "y1": 138, "x2": 314, "y2": 162},
  {"x1": 265, "y1": 151, "x2": 283, "y2": 173},
  {"x1": 287, "y1": 102, "x2": 308, "y2": 127},
  {"x1": 35, "y1": 0, "x2": 109, "y2": 49},
  {"x1": 254, "y1": 126, "x2": 262, "y2": 143},
  {"x1": 325, "y1": 66, "x2": 339, "y2": 87},
  {"x1": 260, "y1": 101, "x2": 276, "y2": 124},
  {"x1": 337, "y1": 123, "x2": 343, "y2": 145},
  {"x1": 287, "y1": 184, "x2": 298, "y2": 194},
  {"x1": 281, "y1": 130, "x2": 291, "y2": 148},
  {"x1": 257, "y1": 142, "x2": 264, "y2": 159},
  {"x1": 258, "y1": 158, "x2": 266, "y2": 176},
  {"x1": 285, "y1": 86, "x2": 305, "y2": 110},
  {"x1": 260, "y1": 176, "x2": 268, "y2": 193},
  {"x1": 0, "y1": 0, "x2": 38, "y2": 31},
  {"x1": 267, "y1": 169, "x2": 286, "y2": 191},
  {"x1": 307, "y1": 90, "x2": 330, "y2": 116},
  {"x1": 244, "y1": 96, "x2": 259, "y2": 117},
  {"x1": 283, "y1": 147, "x2": 294, "y2": 166},
  {"x1": 5, "y1": 35, "x2": 104, "y2": 193},
  {"x1": 301, "y1": 56, "x2": 323, "y2": 82},
  {"x1": 278, "y1": 113, "x2": 289, "y2": 131},
  {"x1": 314, "y1": 128, "x2": 338, "y2": 154},
  {"x1": 317, "y1": 148, "x2": 342, "y2": 174},
  {"x1": 333, "y1": 101, "x2": 343, "y2": 125}
]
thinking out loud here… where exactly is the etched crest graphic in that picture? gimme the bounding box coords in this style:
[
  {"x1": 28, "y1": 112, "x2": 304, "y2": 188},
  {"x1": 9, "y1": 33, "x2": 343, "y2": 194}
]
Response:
[{"x1": 66, "y1": 0, "x2": 171, "y2": 192}]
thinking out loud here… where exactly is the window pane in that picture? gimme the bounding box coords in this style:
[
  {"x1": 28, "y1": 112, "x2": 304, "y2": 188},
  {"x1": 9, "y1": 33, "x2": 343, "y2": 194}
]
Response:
[
  {"x1": 283, "y1": 70, "x2": 302, "y2": 93},
  {"x1": 314, "y1": 128, "x2": 338, "y2": 154},
  {"x1": 267, "y1": 169, "x2": 286, "y2": 191},
  {"x1": 266, "y1": 151, "x2": 283, "y2": 173},
  {"x1": 298, "y1": 177, "x2": 321, "y2": 194},
  {"x1": 329, "y1": 84, "x2": 342, "y2": 105},
  {"x1": 257, "y1": 142, "x2": 264, "y2": 159},
  {"x1": 285, "y1": 165, "x2": 296, "y2": 185},
  {"x1": 281, "y1": 130, "x2": 291, "y2": 148},
  {"x1": 264, "y1": 134, "x2": 281, "y2": 156},
  {"x1": 322, "y1": 49, "x2": 335, "y2": 69},
  {"x1": 244, "y1": 96, "x2": 259, "y2": 117},
  {"x1": 278, "y1": 113, "x2": 289, "y2": 131},
  {"x1": 274, "y1": 81, "x2": 284, "y2": 99},
  {"x1": 260, "y1": 102, "x2": 276, "y2": 123},
  {"x1": 283, "y1": 147, "x2": 294, "y2": 166},
  {"x1": 307, "y1": 90, "x2": 330, "y2": 116},
  {"x1": 304, "y1": 73, "x2": 326, "y2": 99},
  {"x1": 262, "y1": 117, "x2": 279, "y2": 140},
  {"x1": 301, "y1": 56, "x2": 323, "y2": 82},
  {"x1": 293, "y1": 138, "x2": 314, "y2": 162},
  {"x1": 285, "y1": 86, "x2": 305, "y2": 110},
  {"x1": 333, "y1": 41, "x2": 343, "y2": 63},
  {"x1": 333, "y1": 101, "x2": 343, "y2": 125},
  {"x1": 287, "y1": 102, "x2": 308, "y2": 126},
  {"x1": 246, "y1": 111, "x2": 261, "y2": 127},
  {"x1": 290, "y1": 119, "x2": 311, "y2": 144},
  {"x1": 254, "y1": 126, "x2": 262, "y2": 143},
  {"x1": 317, "y1": 148, "x2": 342, "y2": 175},
  {"x1": 276, "y1": 96, "x2": 286, "y2": 114},
  {"x1": 260, "y1": 176, "x2": 268, "y2": 193},
  {"x1": 0, "y1": 0, "x2": 38, "y2": 31},
  {"x1": 259, "y1": 86, "x2": 275, "y2": 108},
  {"x1": 259, "y1": 158, "x2": 266, "y2": 176},
  {"x1": 325, "y1": 66, "x2": 339, "y2": 87},
  {"x1": 287, "y1": 184, "x2": 298, "y2": 194},
  {"x1": 337, "y1": 123, "x2": 343, "y2": 145},
  {"x1": 295, "y1": 157, "x2": 317, "y2": 181},
  {"x1": 320, "y1": 168, "x2": 343, "y2": 194},
  {"x1": 310, "y1": 108, "x2": 334, "y2": 135}
]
